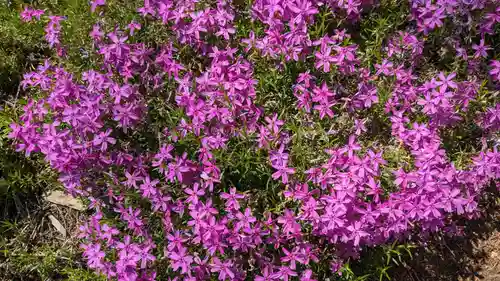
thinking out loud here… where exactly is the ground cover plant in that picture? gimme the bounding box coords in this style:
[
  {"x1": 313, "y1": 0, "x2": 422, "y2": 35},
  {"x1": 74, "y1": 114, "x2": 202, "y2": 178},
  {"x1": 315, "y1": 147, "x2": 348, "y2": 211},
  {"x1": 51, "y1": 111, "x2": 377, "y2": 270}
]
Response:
[{"x1": 4, "y1": 0, "x2": 500, "y2": 280}]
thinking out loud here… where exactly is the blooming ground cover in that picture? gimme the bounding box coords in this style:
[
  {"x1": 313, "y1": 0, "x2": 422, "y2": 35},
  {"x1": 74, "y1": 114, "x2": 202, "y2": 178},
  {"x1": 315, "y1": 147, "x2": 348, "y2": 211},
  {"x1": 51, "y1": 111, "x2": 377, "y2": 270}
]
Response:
[{"x1": 4, "y1": 0, "x2": 500, "y2": 280}]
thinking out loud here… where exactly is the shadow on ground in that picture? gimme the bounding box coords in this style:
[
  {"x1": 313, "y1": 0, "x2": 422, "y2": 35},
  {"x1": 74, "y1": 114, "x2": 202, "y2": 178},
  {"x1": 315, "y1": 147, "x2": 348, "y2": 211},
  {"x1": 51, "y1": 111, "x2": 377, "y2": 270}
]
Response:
[{"x1": 390, "y1": 186, "x2": 500, "y2": 281}]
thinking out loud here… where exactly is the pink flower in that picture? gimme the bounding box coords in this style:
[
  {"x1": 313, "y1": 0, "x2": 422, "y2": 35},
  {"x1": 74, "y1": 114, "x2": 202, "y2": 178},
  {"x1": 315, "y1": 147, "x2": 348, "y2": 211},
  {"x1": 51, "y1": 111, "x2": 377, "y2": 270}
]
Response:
[{"x1": 90, "y1": 0, "x2": 106, "y2": 13}]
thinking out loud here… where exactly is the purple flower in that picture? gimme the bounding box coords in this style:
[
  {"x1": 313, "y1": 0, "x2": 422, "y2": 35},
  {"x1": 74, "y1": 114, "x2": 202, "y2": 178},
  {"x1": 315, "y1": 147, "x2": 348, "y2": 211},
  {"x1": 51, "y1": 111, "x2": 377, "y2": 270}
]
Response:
[
  {"x1": 489, "y1": 60, "x2": 500, "y2": 82},
  {"x1": 93, "y1": 129, "x2": 116, "y2": 151},
  {"x1": 255, "y1": 266, "x2": 277, "y2": 281},
  {"x1": 90, "y1": 24, "x2": 104, "y2": 41},
  {"x1": 184, "y1": 183, "x2": 205, "y2": 205},
  {"x1": 12, "y1": 2, "x2": 500, "y2": 280},
  {"x1": 45, "y1": 16, "x2": 65, "y2": 48},
  {"x1": 424, "y1": 8, "x2": 445, "y2": 29},
  {"x1": 90, "y1": 0, "x2": 106, "y2": 13},
  {"x1": 139, "y1": 176, "x2": 159, "y2": 198},
  {"x1": 273, "y1": 266, "x2": 297, "y2": 281},
  {"x1": 300, "y1": 269, "x2": 317, "y2": 281},
  {"x1": 220, "y1": 187, "x2": 245, "y2": 210},
  {"x1": 375, "y1": 59, "x2": 393, "y2": 76},
  {"x1": 346, "y1": 221, "x2": 369, "y2": 246},
  {"x1": 210, "y1": 258, "x2": 235, "y2": 280},
  {"x1": 315, "y1": 46, "x2": 334, "y2": 72},
  {"x1": 435, "y1": 72, "x2": 457, "y2": 92},
  {"x1": 81, "y1": 243, "x2": 106, "y2": 270},
  {"x1": 169, "y1": 247, "x2": 193, "y2": 274},
  {"x1": 20, "y1": 7, "x2": 44, "y2": 22},
  {"x1": 272, "y1": 165, "x2": 296, "y2": 184},
  {"x1": 265, "y1": 113, "x2": 284, "y2": 135},
  {"x1": 472, "y1": 39, "x2": 491, "y2": 58},
  {"x1": 127, "y1": 21, "x2": 141, "y2": 36},
  {"x1": 281, "y1": 247, "x2": 304, "y2": 270}
]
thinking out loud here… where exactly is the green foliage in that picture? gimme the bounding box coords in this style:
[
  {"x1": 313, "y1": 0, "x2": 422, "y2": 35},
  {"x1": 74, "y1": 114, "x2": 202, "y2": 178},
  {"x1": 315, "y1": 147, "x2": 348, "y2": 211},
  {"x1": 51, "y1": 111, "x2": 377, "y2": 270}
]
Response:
[
  {"x1": 0, "y1": 105, "x2": 57, "y2": 217},
  {"x1": 337, "y1": 242, "x2": 416, "y2": 281},
  {"x1": 0, "y1": 220, "x2": 104, "y2": 281},
  {"x1": 0, "y1": 1, "x2": 48, "y2": 98},
  {"x1": 0, "y1": 104, "x2": 87, "y2": 280},
  {"x1": 357, "y1": 0, "x2": 409, "y2": 65}
]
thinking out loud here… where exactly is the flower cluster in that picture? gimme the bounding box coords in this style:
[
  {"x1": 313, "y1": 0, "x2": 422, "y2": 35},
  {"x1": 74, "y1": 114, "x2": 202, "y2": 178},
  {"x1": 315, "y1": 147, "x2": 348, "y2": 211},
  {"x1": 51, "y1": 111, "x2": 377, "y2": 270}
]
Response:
[
  {"x1": 490, "y1": 60, "x2": 500, "y2": 82},
  {"x1": 20, "y1": 6, "x2": 44, "y2": 22},
  {"x1": 9, "y1": 0, "x2": 500, "y2": 280},
  {"x1": 410, "y1": 0, "x2": 497, "y2": 34},
  {"x1": 137, "y1": 0, "x2": 236, "y2": 49},
  {"x1": 479, "y1": 104, "x2": 500, "y2": 132},
  {"x1": 45, "y1": 15, "x2": 65, "y2": 49}
]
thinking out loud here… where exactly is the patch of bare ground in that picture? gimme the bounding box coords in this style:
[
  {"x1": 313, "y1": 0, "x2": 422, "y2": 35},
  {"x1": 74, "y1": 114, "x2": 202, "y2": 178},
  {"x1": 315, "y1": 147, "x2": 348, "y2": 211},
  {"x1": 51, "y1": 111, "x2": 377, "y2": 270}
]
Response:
[
  {"x1": 392, "y1": 187, "x2": 500, "y2": 281},
  {"x1": 0, "y1": 192, "x2": 87, "y2": 281}
]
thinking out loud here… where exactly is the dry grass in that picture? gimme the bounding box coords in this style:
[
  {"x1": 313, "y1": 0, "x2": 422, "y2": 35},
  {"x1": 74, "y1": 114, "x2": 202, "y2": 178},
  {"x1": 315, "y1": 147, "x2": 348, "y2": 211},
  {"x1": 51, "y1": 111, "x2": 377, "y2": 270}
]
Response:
[{"x1": 0, "y1": 193, "x2": 95, "y2": 281}]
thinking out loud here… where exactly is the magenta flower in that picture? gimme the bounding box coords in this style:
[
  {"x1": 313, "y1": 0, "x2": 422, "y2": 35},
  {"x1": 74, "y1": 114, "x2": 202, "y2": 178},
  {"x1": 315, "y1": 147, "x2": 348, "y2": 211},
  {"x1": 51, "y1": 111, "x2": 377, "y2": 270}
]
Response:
[
  {"x1": 281, "y1": 247, "x2": 304, "y2": 270},
  {"x1": 127, "y1": 21, "x2": 141, "y2": 36},
  {"x1": 210, "y1": 258, "x2": 235, "y2": 280},
  {"x1": 255, "y1": 266, "x2": 277, "y2": 281},
  {"x1": 435, "y1": 72, "x2": 457, "y2": 92},
  {"x1": 272, "y1": 165, "x2": 296, "y2": 184},
  {"x1": 90, "y1": 0, "x2": 106, "y2": 13},
  {"x1": 81, "y1": 243, "x2": 106, "y2": 270},
  {"x1": 265, "y1": 113, "x2": 284, "y2": 135},
  {"x1": 315, "y1": 46, "x2": 334, "y2": 72},
  {"x1": 300, "y1": 269, "x2": 317, "y2": 281},
  {"x1": 489, "y1": 60, "x2": 500, "y2": 81},
  {"x1": 220, "y1": 187, "x2": 245, "y2": 210},
  {"x1": 20, "y1": 7, "x2": 44, "y2": 22},
  {"x1": 92, "y1": 129, "x2": 116, "y2": 151},
  {"x1": 89, "y1": 24, "x2": 104, "y2": 41},
  {"x1": 375, "y1": 59, "x2": 393, "y2": 76},
  {"x1": 184, "y1": 183, "x2": 205, "y2": 205},
  {"x1": 169, "y1": 247, "x2": 193, "y2": 274},
  {"x1": 472, "y1": 39, "x2": 491, "y2": 58},
  {"x1": 14, "y1": 2, "x2": 500, "y2": 280}
]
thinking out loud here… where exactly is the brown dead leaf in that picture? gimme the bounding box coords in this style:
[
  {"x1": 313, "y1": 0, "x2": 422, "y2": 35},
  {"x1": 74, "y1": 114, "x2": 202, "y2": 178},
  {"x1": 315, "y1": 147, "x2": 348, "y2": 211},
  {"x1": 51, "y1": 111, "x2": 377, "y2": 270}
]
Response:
[
  {"x1": 44, "y1": 190, "x2": 84, "y2": 211},
  {"x1": 48, "y1": 214, "x2": 66, "y2": 237}
]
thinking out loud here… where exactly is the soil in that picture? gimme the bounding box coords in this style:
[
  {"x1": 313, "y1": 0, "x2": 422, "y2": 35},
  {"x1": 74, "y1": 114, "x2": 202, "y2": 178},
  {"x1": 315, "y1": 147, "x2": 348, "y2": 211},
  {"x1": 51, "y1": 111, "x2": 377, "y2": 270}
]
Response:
[
  {"x1": 0, "y1": 195, "x2": 86, "y2": 281},
  {"x1": 468, "y1": 231, "x2": 500, "y2": 281},
  {"x1": 392, "y1": 192, "x2": 500, "y2": 281}
]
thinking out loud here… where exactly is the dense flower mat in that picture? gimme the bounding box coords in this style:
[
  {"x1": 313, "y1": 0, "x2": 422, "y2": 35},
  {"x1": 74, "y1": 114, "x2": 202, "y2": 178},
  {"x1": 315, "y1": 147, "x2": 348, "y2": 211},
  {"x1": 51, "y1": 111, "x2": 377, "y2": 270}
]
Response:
[{"x1": 9, "y1": 0, "x2": 500, "y2": 280}]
